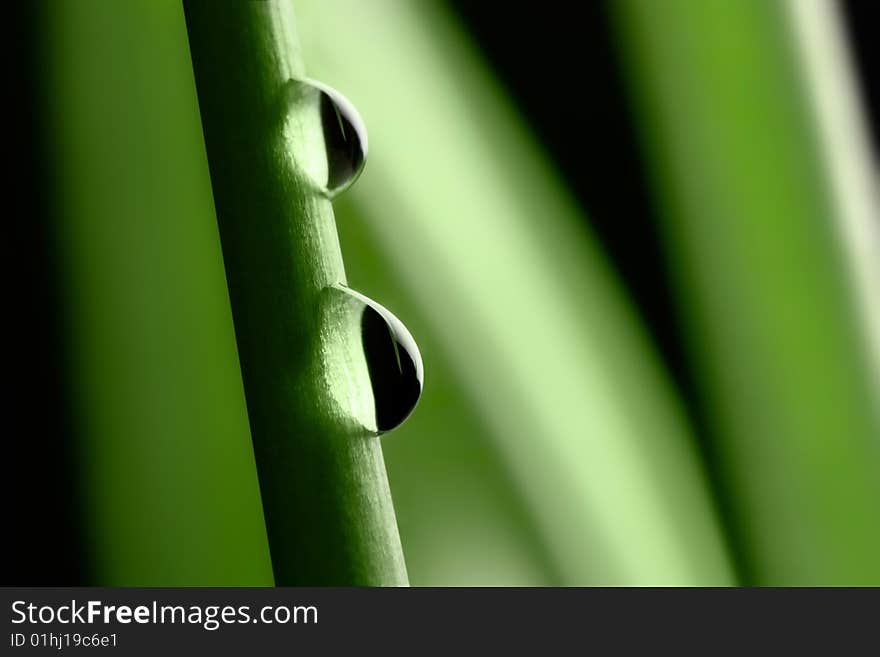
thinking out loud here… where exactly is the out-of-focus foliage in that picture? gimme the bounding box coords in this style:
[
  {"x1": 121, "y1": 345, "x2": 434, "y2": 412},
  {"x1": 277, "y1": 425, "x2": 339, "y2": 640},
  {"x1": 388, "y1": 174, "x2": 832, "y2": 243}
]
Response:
[
  {"x1": 44, "y1": 0, "x2": 273, "y2": 584},
  {"x1": 615, "y1": 0, "x2": 880, "y2": 584},
  {"x1": 296, "y1": 0, "x2": 734, "y2": 585}
]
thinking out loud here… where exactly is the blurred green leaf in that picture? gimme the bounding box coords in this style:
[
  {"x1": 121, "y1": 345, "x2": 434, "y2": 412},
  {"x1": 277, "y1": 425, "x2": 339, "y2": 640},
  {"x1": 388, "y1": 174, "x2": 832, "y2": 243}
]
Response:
[
  {"x1": 334, "y1": 203, "x2": 560, "y2": 585},
  {"x1": 614, "y1": 0, "x2": 880, "y2": 584},
  {"x1": 44, "y1": 0, "x2": 273, "y2": 584},
  {"x1": 296, "y1": 0, "x2": 735, "y2": 585}
]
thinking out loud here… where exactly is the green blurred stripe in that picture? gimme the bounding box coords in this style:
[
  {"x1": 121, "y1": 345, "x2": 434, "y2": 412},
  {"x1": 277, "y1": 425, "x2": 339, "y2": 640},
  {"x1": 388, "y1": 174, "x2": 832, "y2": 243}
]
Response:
[
  {"x1": 335, "y1": 197, "x2": 561, "y2": 585},
  {"x1": 296, "y1": 0, "x2": 734, "y2": 584},
  {"x1": 615, "y1": 0, "x2": 880, "y2": 583},
  {"x1": 45, "y1": 0, "x2": 273, "y2": 584}
]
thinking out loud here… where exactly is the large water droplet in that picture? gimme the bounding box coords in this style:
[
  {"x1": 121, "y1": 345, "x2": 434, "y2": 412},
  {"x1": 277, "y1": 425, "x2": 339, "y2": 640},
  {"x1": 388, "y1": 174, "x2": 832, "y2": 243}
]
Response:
[
  {"x1": 284, "y1": 78, "x2": 368, "y2": 198},
  {"x1": 324, "y1": 285, "x2": 423, "y2": 434}
]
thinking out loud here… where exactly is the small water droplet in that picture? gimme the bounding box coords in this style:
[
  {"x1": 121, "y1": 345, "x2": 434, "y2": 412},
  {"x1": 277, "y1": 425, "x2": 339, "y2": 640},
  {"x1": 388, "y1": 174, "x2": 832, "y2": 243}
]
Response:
[
  {"x1": 325, "y1": 285, "x2": 423, "y2": 434},
  {"x1": 284, "y1": 78, "x2": 368, "y2": 198}
]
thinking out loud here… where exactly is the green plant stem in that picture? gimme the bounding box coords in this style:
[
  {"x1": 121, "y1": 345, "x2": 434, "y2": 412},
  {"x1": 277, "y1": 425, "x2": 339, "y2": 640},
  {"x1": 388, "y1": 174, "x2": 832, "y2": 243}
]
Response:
[{"x1": 183, "y1": 0, "x2": 407, "y2": 585}]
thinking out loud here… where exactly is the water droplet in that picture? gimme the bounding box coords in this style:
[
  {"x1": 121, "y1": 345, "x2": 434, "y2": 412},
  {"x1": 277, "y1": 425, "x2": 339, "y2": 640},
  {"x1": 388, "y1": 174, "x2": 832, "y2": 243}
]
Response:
[
  {"x1": 323, "y1": 285, "x2": 423, "y2": 434},
  {"x1": 284, "y1": 78, "x2": 368, "y2": 198}
]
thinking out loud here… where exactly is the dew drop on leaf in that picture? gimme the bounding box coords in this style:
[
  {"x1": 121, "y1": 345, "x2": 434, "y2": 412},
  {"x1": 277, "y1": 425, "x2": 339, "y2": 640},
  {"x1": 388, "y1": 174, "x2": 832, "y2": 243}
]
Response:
[
  {"x1": 285, "y1": 78, "x2": 368, "y2": 198},
  {"x1": 329, "y1": 285, "x2": 423, "y2": 434}
]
